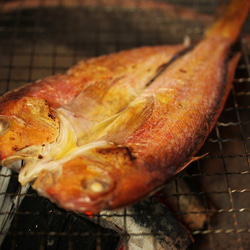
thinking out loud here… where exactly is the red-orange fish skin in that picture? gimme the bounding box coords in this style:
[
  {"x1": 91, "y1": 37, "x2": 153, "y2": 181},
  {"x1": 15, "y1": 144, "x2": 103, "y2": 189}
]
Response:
[
  {"x1": 34, "y1": 52, "x2": 241, "y2": 213},
  {"x1": 124, "y1": 37, "x2": 234, "y2": 169},
  {"x1": 33, "y1": 146, "x2": 159, "y2": 212},
  {"x1": 0, "y1": 45, "x2": 185, "y2": 109},
  {"x1": 31, "y1": 0, "x2": 250, "y2": 213}
]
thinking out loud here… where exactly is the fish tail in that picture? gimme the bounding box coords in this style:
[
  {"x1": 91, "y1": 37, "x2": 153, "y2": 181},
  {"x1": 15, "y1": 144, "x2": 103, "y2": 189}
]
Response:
[{"x1": 205, "y1": 0, "x2": 250, "y2": 42}]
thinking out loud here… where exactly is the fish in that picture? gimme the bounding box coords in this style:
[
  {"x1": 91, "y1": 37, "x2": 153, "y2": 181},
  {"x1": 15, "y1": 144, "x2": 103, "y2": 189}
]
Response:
[{"x1": 0, "y1": 0, "x2": 249, "y2": 213}]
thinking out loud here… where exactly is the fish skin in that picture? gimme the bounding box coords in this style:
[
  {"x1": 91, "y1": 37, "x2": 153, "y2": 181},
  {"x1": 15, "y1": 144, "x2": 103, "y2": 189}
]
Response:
[
  {"x1": 0, "y1": 45, "x2": 185, "y2": 162},
  {"x1": 0, "y1": 97, "x2": 60, "y2": 162},
  {"x1": 1, "y1": 0, "x2": 250, "y2": 213},
  {"x1": 32, "y1": 0, "x2": 249, "y2": 213},
  {"x1": 33, "y1": 53, "x2": 241, "y2": 212}
]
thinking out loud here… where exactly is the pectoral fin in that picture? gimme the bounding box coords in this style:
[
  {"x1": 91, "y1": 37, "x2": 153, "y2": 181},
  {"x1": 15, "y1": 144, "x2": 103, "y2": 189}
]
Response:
[
  {"x1": 82, "y1": 95, "x2": 155, "y2": 145},
  {"x1": 175, "y1": 153, "x2": 209, "y2": 175}
]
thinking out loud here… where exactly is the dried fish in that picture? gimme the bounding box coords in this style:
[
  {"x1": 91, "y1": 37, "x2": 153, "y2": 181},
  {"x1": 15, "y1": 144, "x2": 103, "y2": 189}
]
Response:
[{"x1": 0, "y1": 0, "x2": 249, "y2": 213}]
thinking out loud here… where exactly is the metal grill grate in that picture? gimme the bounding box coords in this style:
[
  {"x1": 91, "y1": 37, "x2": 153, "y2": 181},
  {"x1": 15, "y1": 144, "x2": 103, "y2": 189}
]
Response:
[{"x1": 0, "y1": 0, "x2": 250, "y2": 249}]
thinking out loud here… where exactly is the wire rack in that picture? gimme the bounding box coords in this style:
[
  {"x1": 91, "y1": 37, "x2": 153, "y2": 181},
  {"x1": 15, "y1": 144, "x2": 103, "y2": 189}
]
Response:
[{"x1": 0, "y1": 0, "x2": 250, "y2": 249}]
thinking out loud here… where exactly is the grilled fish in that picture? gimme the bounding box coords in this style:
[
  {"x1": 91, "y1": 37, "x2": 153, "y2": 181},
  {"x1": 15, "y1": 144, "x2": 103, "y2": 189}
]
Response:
[{"x1": 0, "y1": 0, "x2": 249, "y2": 213}]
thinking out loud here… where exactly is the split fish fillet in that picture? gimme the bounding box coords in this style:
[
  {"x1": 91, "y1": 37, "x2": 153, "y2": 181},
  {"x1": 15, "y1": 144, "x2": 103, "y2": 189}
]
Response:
[{"x1": 0, "y1": 0, "x2": 249, "y2": 213}]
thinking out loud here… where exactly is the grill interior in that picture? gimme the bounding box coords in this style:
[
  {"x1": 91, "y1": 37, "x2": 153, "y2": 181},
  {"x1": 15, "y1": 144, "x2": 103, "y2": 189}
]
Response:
[{"x1": 0, "y1": 0, "x2": 250, "y2": 249}]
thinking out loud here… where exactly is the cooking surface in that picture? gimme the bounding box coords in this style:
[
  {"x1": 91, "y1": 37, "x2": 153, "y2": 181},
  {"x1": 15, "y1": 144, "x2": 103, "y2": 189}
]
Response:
[{"x1": 0, "y1": 0, "x2": 250, "y2": 249}]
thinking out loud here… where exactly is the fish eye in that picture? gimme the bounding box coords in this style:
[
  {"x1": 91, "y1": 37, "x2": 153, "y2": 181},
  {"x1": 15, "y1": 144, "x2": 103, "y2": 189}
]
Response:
[
  {"x1": 81, "y1": 176, "x2": 112, "y2": 193},
  {"x1": 0, "y1": 117, "x2": 10, "y2": 136}
]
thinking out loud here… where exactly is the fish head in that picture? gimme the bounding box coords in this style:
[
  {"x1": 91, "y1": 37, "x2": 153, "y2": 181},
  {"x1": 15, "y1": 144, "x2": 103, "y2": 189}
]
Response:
[
  {"x1": 32, "y1": 146, "x2": 156, "y2": 213},
  {"x1": 0, "y1": 96, "x2": 59, "y2": 166},
  {"x1": 33, "y1": 156, "x2": 116, "y2": 212}
]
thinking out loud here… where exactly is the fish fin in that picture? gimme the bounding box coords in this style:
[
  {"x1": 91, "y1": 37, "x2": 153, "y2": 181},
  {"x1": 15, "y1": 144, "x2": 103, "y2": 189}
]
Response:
[
  {"x1": 175, "y1": 54, "x2": 241, "y2": 176},
  {"x1": 104, "y1": 95, "x2": 155, "y2": 144},
  {"x1": 78, "y1": 95, "x2": 154, "y2": 145},
  {"x1": 78, "y1": 113, "x2": 120, "y2": 145},
  {"x1": 227, "y1": 52, "x2": 242, "y2": 87},
  {"x1": 205, "y1": 0, "x2": 250, "y2": 43},
  {"x1": 175, "y1": 153, "x2": 209, "y2": 175},
  {"x1": 67, "y1": 80, "x2": 114, "y2": 116},
  {"x1": 212, "y1": 52, "x2": 242, "y2": 128}
]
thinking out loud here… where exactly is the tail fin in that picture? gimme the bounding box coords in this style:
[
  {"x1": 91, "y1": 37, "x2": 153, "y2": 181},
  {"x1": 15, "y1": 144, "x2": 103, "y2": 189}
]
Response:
[{"x1": 205, "y1": 0, "x2": 250, "y2": 43}]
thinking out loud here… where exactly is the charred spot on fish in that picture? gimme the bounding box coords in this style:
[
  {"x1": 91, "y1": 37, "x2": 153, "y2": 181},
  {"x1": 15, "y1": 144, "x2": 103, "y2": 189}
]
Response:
[
  {"x1": 179, "y1": 69, "x2": 187, "y2": 73},
  {"x1": 38, "y1": 154, "x2": 43, "y2": 159},
  {"x1": 9, "y1": 137, "x2": 15, "y2": 141},
  {"x1": 96, "y1": 147, "x2": 118, "y2": 155},
  {"x1": 124, "y1": 147, "x2": 137, "y2": 161},
  {"x1": 156, "y1": 63, "x2": 168, "y2": 73},
  {"x1": 145, "y1": 63, "x2": 168, "y2": 87},
  {"x1": 145, "y1": 79, "x2": 155, "y2": 87},
  {"x1": 145, "y1": 46, "x2": 193, "y2": 88},
  {"x1": 11, "y1": 145, "x2": 19, "y2": 151},
  {"x1": 48, "y1": 112, "x2": 56, "y2": 121},
  {"x1": 81, "y1": 179, "x2": 88, "y2": 190},
  {"x1": 96, "y1": 146, "x2": 136, "y2": 161}
]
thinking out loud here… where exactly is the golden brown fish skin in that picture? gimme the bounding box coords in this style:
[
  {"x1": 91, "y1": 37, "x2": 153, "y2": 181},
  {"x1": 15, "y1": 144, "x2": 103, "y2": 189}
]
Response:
[
  {"x1": 36, "y1": 52, "x2": 240, "y2": 213},
  {"x1": 0, "y1": 45, "x2": 185, "y2": 110},
  {"x1": 32, "y1": 49, "x2": 240, "y2": 213},
  {"x1": 32, "y1": 0, "x2": 250, "y2": 213},
  {"x1": 0, "y1": 97, "x2": 59, "y2": 162},
  {"x1": 0, "y1": 45, "x2": 185, "y2": 162},
  {"x1": 63, "y1": 45, "x2": 186, "y2": 124}
]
